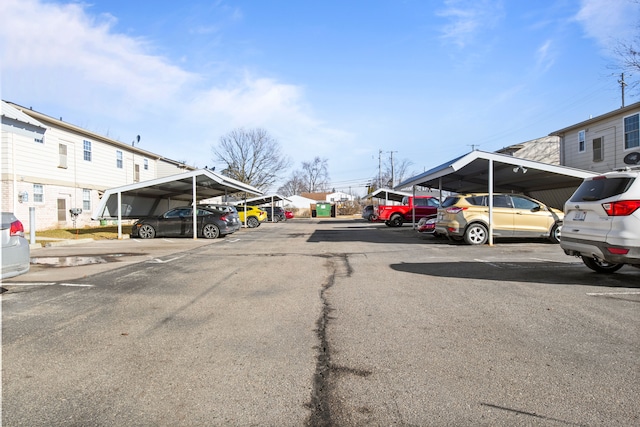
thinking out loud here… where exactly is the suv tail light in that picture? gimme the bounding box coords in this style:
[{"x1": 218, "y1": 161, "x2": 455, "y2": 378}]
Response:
[
  {"x1": 445, "y1": 207, "x2": 467, "y2": 214},
  {"x1": 607, "y1": 247, "x2": 630, "y2": 255},
  {"x1": 220, "y1": 215, "x2": 228, "y2": 222},
  {"x1": 10, "y1": 219, "x2": 25, "y2": 237},
  {"x1": 602, "y1": 200, "x2": 640, "y2": 216}
]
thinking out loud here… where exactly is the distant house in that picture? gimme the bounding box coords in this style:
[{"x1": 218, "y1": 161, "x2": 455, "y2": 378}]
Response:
[
  {"x1": 1, "y1": 101, "x2": 195, "y2": 230},
  {"x1": 300, "y1": 191, "x2": 354, "y2": 203},
  {"x1": 550, "y1": 101, "x2": 640, "y2": 173},
  {"x1": 285, "y1": 195, "x2": 318, "y2": 209}
]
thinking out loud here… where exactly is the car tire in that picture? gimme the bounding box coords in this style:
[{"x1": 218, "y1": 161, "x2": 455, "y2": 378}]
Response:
[
  {"x1": 202, "y1": 223, "x2": 220, "y2": 239},
  {"x1": 464, "y1": 223, "x2": 488, "y2": 245},
  {"x1": 138, "y1": 224, "x2": 156, "y2": 239},
  {"x1": 581, "y1": 256, "x2": 624, "y2": 274},
  {"x1": 273, "y1": 215, "x2": 280, "y2": 223},
  {"x1": 389, "y1": 214, "x2": 403, "y2": 227},
  {"x1": 549, "y1": 223, "x2": 561, "y2": 244},
  {"x1": 247, "y1": 217, "x2": 259, "y2": 228}
]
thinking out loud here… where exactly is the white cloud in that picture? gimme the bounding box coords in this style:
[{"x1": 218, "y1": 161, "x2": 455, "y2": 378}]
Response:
[
  {"x1": 575, "y1": 0, "x2": 639, "y2": 51},
  {"x1": 535, "y1": 39, "x2": 555, "y2": 73},
  {"x1": 0, "y1": 0, "x2": 350, "y2": 173},
  {"x1": 437, "y1": 0, "x2": 505, "y2": 48}
]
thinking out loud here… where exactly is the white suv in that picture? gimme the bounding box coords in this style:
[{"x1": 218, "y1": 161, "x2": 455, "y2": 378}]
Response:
[{"x1": 561, "y1": 168, "x2": 640, "y2": 273}]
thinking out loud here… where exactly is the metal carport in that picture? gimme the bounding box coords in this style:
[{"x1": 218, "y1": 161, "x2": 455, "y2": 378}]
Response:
[
  {"x1": 395, "y1": 150, "x2": 597, "y2": 245},
  {"x1": 91, "y1": 169, "x2": 263, "y2": 239},
  {"x1": 365, "y1": 188, "x2": 411, "y2": 204},
  {"x1": 232, "y1": 194, "x2": 292, "y2": 223}
]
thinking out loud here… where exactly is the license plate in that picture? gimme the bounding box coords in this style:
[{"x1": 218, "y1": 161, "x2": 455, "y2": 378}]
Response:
[{"x1": 573, "y1": 211, "x2": 586, "y2": 221}]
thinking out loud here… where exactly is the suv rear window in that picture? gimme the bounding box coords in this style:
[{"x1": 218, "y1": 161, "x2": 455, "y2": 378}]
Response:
[
  {"x1": 441, "y1": 197, "x2": 461, "y2": 207},
  {"x1": 570, "y1": 177, "x2": 635, "y2": 202}
]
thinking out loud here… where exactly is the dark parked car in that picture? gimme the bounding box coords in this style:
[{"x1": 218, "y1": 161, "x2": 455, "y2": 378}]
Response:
[
  {"x1": 362, "y1": 205, "x2": 375, "y2": 221},
  {"x1": 260, "y1": 206, "x2": 287, "y2": 222},
  {"x1": 131, "y1": 206, "x2": 240, "y2": 239},
  {"x1": 1, "y1": 212, "x2": 30, "y2": 279}
]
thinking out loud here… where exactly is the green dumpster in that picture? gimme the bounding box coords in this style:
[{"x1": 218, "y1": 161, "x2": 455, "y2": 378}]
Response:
[{"x1": 316, "y1": 203, "x2": 332, "y2": 217}]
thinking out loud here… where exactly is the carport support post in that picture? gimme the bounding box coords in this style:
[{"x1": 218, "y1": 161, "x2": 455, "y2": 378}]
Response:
[
  {"x1": 412, "y1": 185, "x2": 417, "y2": 229},
  {"x1": 488, "y1": 159, "x2": 494, "y2": 246},
  {"x1": 117, "y1": 191, "x2": 123, "y2": 240},
  {"x1": 192, "y1": 175, "x2": 197, "y2": 239}
]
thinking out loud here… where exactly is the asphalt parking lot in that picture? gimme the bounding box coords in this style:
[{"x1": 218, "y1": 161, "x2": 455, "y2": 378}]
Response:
[{"x1": 2, "y1": 218, "x2": 639, "y2": 426}]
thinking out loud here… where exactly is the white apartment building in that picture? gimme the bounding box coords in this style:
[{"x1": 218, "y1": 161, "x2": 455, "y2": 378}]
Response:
[{"x1": 1, "y1": 101, "x2": 195, "y2": 231}]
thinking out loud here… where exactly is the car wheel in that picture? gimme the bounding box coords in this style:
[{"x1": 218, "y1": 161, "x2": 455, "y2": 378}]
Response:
[
  {"x1": 581, "y1": 256, "x2": 624, "y2": 273},
  {"x1": 549, "y1": 223, "x2": 561, "y2": 244},
  {"x1": 273, "y1": 215, "x2": 280, "y2": 223},
  {"x1": 389, "y1": 214, "x2": 403, "y2": 227},
  {"x1": 138, "y1": 224, "x2": 156, "y2": 239},
  {"x1": 247, "y1": 217, "x2": 259, "y2": 228},
  {"x1": 202, "y1": 223, "x2": 220, "y2": 239},
  {"x1": 464, "y1": 223, "x2": 488, "y2": 245}
]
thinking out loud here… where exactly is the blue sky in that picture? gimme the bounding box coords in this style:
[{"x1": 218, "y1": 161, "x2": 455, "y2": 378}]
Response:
[{"x1": 1, "y1": 0, "x2": 638, "y2": 194}]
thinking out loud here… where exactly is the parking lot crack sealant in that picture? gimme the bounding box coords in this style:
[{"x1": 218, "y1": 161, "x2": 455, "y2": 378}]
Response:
[{"x1": 306, "y1": 253, "x2": 352, "y2": 427}]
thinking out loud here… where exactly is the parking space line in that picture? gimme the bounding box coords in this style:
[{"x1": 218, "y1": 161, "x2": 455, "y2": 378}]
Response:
[
  {"x1": 3, "y1": 283, "x2": 94, "y2": 287},
  {"x1": 474, "y1": 259, "x2": 503, "y2": 268},
  {"x1": 586, "y1": 291, "x2": 640, "y2": 296},
  {"x1": 147, "y1": 255, "x2": 186, "y2": 264}
]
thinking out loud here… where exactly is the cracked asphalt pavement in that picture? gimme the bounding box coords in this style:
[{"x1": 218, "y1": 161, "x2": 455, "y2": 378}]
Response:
[{"x1": 2, "y1": 219, "x2": 639, "y2": 426}]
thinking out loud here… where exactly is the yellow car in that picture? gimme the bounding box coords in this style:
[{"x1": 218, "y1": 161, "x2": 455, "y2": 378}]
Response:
[
  {"x1": 236, "y1": 205, "x2": 267, "y2": 228},
  {"x1": 434, "y1": 193, "x2": 563, "y2": 245}
]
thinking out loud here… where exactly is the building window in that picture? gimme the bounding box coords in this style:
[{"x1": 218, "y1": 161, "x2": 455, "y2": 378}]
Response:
[
  {"x1": 578, "y1": 130, "x2": 585, "y2": 152},
  {"x1": 134, "y1": 164, "x2": 140, "y2": 182},
  {"x1": 593, "y1": 137, "x2": 603, "y2": 162},
  {"x1": 33, "y1": 184, "x2": 43, "y2": 203},
  {"x1": 83, "y1": 189, "x2": 91, "y2": 211},
  {"x1": 116, "y1": 150, "x2": 123, "y2": 168},
  {"x1": 59, "y1": 144, "x2": 67, "y2": 168},
  {"x1": 624, "y1": 113, "x2": 639, "y2": 149},
  {"x1": 83, "y1": 140, "x2": 92, "y2": 161},
  {"x1": 144, "y1": 158, "x2": 148, "y2": 170}
]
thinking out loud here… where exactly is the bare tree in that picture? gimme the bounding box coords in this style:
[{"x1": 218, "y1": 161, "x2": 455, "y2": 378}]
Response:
[
  {"x1": 278, "y1": 157, "x2": 331, "y2": 195},
  {"x1": 212, "y1": 128, "x2": 291, "y2": 190},
  {"x1": 277, "y1": 174, "x2": 306, "y2": 197},
  {"x1": 301, "y1": 157, "x2": 330, "y2": 192},
  {"x1": 612, "y1": 0, "x2": 640, "y2": 96},
  {"x1": 370, "y1": 157, "x2": 414, "y2": 190}
]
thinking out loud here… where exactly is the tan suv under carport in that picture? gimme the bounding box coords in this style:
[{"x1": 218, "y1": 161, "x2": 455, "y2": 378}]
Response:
[{"x1": 434, "y1": 193, "x2": 564, "y2": 245}]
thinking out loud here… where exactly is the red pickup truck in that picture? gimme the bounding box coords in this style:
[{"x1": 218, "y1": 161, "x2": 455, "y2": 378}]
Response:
[{"x1": 375, "y1": 195, "x2": 440, "y2": 227}]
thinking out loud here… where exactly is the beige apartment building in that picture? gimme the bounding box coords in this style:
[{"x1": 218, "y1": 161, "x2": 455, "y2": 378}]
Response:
[{"x1": 551, "y1": 101, "x2": 640, "y2": 172}]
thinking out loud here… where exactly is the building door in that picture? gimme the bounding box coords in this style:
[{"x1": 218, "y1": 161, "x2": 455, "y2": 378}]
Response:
[{"x1": 57, "y1": 199, "x2": 67, "y2": 222}]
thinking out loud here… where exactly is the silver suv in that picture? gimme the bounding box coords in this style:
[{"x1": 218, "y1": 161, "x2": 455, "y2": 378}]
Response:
[{"x1": 561, "y1": 168, "x2": 640, "y2": 273}]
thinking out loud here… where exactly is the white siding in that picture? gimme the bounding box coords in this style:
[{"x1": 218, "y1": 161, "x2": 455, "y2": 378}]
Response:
[{"x1": 1, "y1": 105, "x2": 195, "y2": 231}]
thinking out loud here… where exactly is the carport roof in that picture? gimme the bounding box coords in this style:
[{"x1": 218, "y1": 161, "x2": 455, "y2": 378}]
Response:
[
  {"x1": 92, "y1": 169, "x2": 263, "y2": 219},
  {"x1": 395, "y1": 150, "x2": 596, "y2": 194},
  {"x1": 364, "y1": 188, "x2": 411, "y2": 203},
  {"x1": 234, "y1": 194, "x2": 291, "y2": 206}
]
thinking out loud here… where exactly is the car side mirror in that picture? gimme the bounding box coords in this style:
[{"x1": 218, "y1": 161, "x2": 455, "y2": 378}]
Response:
[{"x1": 531, "y1": 206, "x2": 541, "y2": 212}]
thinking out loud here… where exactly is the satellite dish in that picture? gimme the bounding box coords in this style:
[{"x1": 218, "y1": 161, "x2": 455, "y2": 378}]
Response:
[{"x1": 623, "y1": 151, "x2": 640, "y2": 165}]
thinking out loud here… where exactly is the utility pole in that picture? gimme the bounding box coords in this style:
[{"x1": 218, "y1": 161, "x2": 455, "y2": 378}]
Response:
[
  {"x1": 388, "y1": 150, "x2": 397, "y2": 187},
  {"x1": 619, "y1": 73, "x2": 627, "y2": 108},
  {"x1": 378, "y1": 149, "x2": 382, "y2": 189}
]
